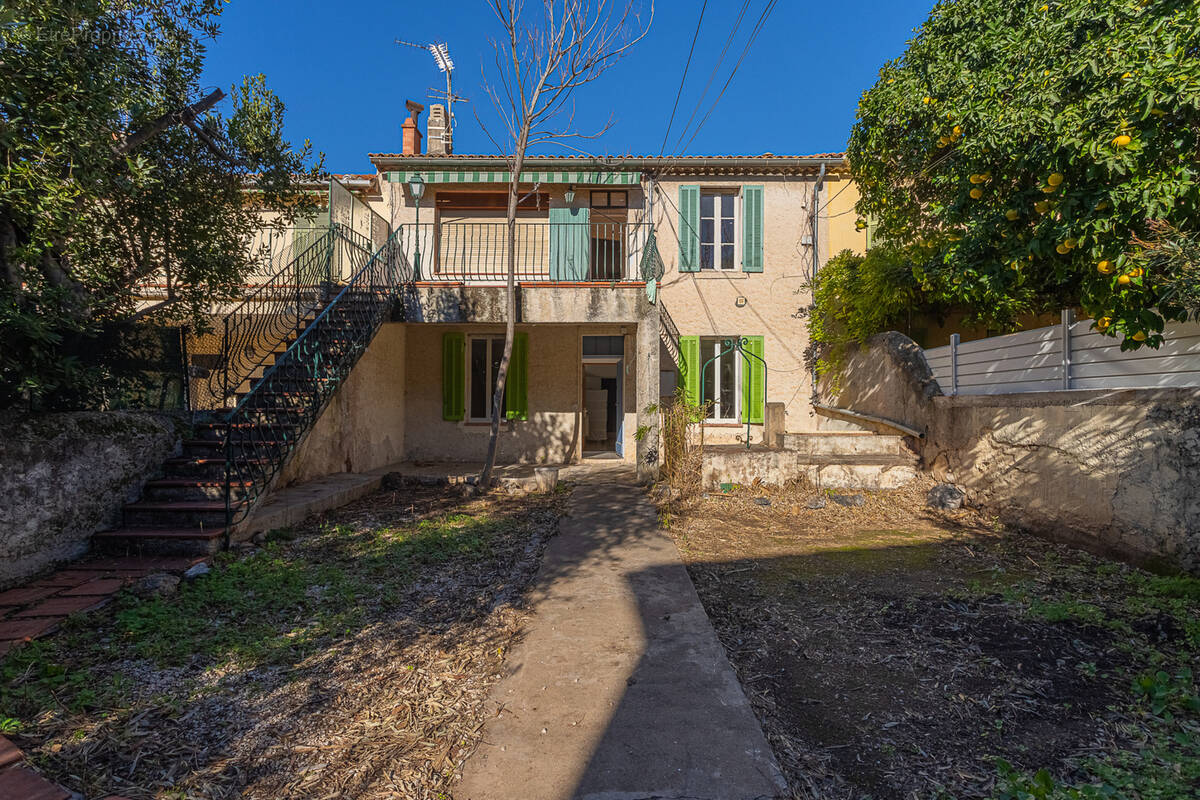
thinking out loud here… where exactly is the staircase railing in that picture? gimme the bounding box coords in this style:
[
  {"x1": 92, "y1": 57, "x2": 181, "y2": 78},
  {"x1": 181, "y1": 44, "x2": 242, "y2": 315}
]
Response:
[
  {"x1": 222, "y1": 224, "x2": 409, "y2": 534},
  {"x1": 660, "y1": 302, "x2": 683, "y2": 371},
  {"x1": 187, "y1": 229, "x2": 336, "y2": 411}
]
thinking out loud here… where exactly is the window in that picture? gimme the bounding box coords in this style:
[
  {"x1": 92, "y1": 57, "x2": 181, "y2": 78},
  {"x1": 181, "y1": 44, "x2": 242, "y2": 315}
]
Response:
[
  {"x1": 469, "y1": 336, "x2": 508, "y2": 420},
  {"x1": 700, "y1": 337, "x2": 740, "y2": 421},
  {"x1": 590, "y1": 190, "x2": 627, "y2": 208},
  {"x1": 582, "y1": 335, "x2": 624, "y2": 357},
  {"x1": 700, "y1": 191, "x2": 737, "y2": 270},
  {"x1": 435, "y1": 191, "x2": 548, "y2": 211}
]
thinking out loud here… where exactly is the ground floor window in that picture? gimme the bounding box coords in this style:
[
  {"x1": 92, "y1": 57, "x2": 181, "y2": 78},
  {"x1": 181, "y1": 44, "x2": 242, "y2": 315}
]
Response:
[
  {"x1": 469, "y1": 336, "x2": 507, "y2": 420},
  {"x1": 701, "y1": 337, "x2": 740, "y2": 422}
]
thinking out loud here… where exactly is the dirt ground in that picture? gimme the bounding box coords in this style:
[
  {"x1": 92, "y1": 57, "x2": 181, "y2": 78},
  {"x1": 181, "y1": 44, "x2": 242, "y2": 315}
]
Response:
[
  {"x1": 1, "y1": 483, "x2": 566, "y2": 799},
  {"x1": 665, "y1": 479, "x2": 1200, "y2": 799}
]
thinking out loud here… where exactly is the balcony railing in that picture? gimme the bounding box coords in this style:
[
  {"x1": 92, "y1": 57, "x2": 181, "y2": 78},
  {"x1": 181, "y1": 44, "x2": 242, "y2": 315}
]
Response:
[{"x1": 399, "y1": 221, "x2": 654, "y2": 283}]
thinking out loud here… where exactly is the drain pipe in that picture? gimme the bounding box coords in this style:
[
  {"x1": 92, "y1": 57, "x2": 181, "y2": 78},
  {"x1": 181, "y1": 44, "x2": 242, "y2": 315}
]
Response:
[{"x1": 809, "y1": 163, "x2": 826, "y2": 408}]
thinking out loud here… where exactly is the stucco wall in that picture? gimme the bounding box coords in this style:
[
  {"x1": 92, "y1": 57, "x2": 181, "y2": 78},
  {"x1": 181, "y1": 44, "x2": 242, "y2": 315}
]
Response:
[
  {"x1": 828, "y1": 333, "x2": 1200, "y2": 573},
  {"x1": 403, "y1": 323, "x2": 640, "y2": 464},
  {"x1": 654, "y1": 175, "x2": 866, "y2": 440},
  {"x1": 0, "y1": 412, "x2": 183, "y2": 589},
  {"x1": 279, "y1": 322, "x2": 407, "y2": 485}
]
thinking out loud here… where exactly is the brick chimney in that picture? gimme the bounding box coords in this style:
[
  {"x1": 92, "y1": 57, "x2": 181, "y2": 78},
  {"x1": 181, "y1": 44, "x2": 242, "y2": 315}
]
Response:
[
  {"x1": 427, "y1": 104, "x2": 450, "y2": 155},
  {"x1": 402, "y1": 100, "x2": 425, "y2": 155}
]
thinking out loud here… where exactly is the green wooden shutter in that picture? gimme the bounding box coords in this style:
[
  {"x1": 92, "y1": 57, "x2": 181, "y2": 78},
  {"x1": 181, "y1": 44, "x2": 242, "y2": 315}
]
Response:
[
  {"x1": 740, "y1": 335, "x2": 765, "y2": 424},
  {"x1": 678, "y1": 185, "x2": 700, "y2": 272},
  {"x1": 505, "y1": 332, "x2": 529, "y2": 420},
  {"x1": 679, "y1": 335, "x2": 701, "y2": 406},
  {"x1": 549, "y1": 207, "x2": 590, "y2": 280},
  {"x1": 442, "y1": 332, "x2": 465, "y2": 421},
  {"x1": 742, "y1": 185, "x2": 764, "y2": 272}
]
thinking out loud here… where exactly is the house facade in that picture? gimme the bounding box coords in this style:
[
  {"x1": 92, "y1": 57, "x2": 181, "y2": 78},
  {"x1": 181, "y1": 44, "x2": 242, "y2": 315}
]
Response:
[{"x1": 262, "y1": 139, "x2": 864, "y2": 484}]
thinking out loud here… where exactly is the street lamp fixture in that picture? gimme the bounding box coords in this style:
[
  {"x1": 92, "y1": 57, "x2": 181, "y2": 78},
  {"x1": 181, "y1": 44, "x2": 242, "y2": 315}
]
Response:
[
  {"x1": 409, "y1": 174, "x2": 425, "y2": 278},
  {"x1": 564, "y1": 184, "x2": 575, "y2": 206}
]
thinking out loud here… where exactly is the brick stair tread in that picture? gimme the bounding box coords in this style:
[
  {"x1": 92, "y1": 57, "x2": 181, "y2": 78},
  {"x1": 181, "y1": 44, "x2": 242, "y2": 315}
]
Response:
[
  {"x1": 95, "y1": 527, "x2": 226, "y2": 541},
  {"x1": 145, "y1": 478, "x2": 254, "y2": 488},
  {"x1": 184, "y1": 439, "x2": 287, "y2": 447},
  {"x1": 123, "y1": 500, "x2": 242, "y2": 512},
  {"x1": 165, "y1": 456, "x2": 268, "y2": 466}
]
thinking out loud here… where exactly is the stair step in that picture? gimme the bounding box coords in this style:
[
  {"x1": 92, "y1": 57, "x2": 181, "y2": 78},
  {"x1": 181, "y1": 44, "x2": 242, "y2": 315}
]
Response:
[
  {"x1": 122, "y1": 500, "x2": 242, "y2": 528},
  {"x1": 93, "y1": 527, "x2": 226, "y2": 557},
  {"x1": 781, "y1": 432, "x2": 909, "y2": 456},
  {"x1": 142, "y1": 478, "x2": 254, "y2": 502}
]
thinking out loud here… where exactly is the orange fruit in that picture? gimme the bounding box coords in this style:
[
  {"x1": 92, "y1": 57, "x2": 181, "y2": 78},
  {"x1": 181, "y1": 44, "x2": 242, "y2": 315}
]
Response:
[
  {"x1": 970, "y1": 187, "x2": 983, "y2": 199},
  {"x1": 923, "y1": 96, "x2": 933, "y2": 104},
  {"x1": 1129, "y1": 267, "x2": 1144, "y2": 278},
  {"x1": 1131, "y1": 331, "x2": 1147, "y2": 341},
  {"x1": 1048, "y1": 173, "x2": 1064, "y2": 186},
  {"x1": 969, "y1": 174, "x2": 984, "y2": 184},
  {"x1": 1117, "y1": 274, "x2": 1131, "y2": 285},
  {"x1": 1097, "y1": 316, "x2": 1112, "y2": 330},
  {"x1": 1064, "y1": 238, "x2": 1077, "y2": 249},
  {"x1": 1113, "y1": 134, "x2": 1132, "y2": 147},
  {"x1": 1034, "y1": 200, "x2": 1050, "y2": 213},
  {"x1": 1005, "y1": 209, "x2": 1020, "y2": 220},
  {"x1": 1042, "y1": 185, "x2": 1058, "y2": 193},
  {"x1": 1097, "y1": 260, "x2": 1114, "y2": 274}
]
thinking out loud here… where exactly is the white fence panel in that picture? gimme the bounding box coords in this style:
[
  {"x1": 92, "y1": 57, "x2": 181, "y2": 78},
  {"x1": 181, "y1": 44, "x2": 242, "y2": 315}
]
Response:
[{"x1": 924, "y1": 314, "x2": 1200, "y2": 395}]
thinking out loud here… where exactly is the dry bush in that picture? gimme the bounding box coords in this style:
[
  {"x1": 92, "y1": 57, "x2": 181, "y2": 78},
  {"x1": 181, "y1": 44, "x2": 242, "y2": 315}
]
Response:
[{"x1": 656, "y1": 389, "x2": 706, "y2": 500}]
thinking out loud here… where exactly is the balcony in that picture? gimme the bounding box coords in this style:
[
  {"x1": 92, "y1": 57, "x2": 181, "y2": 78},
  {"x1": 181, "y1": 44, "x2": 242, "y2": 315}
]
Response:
[{"x1": 400, "y1": 221, "x2": 657, "y2": 284}]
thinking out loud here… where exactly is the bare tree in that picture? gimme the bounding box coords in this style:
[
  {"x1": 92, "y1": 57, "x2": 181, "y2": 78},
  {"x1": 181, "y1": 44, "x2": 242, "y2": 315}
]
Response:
[{"x1": 477, "y1": 0, "x2": 652, "y2": 487}]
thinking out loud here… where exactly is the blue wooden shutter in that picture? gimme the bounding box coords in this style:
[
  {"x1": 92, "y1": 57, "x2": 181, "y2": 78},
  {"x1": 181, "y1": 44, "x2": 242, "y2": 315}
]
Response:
[
  {"x1": 740, "y1": 336, "x2": 765, "y2": 424},
  {"x1": 678, "y1": 185, "x2": 700, "y2": 272},
  {"x1": 742, "y1": 185, "x2": 764, "y2": 272},
  {"x1": 549, "y1": 207, "x2": 590, "y2": 280},
  {"x1": 505, "y1": 332, "x2": 529, "y2": 420},
  {"x1": 442, "y1": 332, "x2": 465, "y2": 421}
]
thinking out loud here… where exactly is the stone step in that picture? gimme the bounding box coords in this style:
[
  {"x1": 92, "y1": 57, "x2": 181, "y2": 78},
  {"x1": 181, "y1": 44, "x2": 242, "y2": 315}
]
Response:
[
  {"x1": 162, "y1": 456, "x2": 267, "y2": 478},
  {"x1": 781, "y1": 431, "x2": 909, "y2": 456},
  {"x1": 702, "y1": 449, "x2": 919, "y2": 491},
  {"x1": 93, "y1": 527, "x2": 226, "y2": 557}
]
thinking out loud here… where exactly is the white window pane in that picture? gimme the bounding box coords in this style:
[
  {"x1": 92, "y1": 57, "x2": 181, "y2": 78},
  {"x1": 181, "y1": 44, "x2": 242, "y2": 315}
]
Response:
[
  {"x1": 700, "y1": 219, "x2": 714, "y2": 243},
  {"x1": 700, "y1": 194, "x2": 714, "y2": 217},
  {"x1": 700, "y1": 244, "x2": 714, "y2": 270},
  {"x1": 470, "y1": 339, "x2": 488, "y2": 418},
  {"x1": 720, "y1": 193, "x2": 734, "y2": 216},
  {"x1": 720, "y1": 218, "x2": 734, "y2": 242},
  {"x1": 721, "y1": 244, "x2": 734, "y2": 270}
]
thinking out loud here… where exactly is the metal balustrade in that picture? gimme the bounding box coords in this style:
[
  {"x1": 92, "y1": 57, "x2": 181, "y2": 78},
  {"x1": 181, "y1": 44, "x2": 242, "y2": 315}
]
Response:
[{"x1": 399, "y1": 221, "x2": 653, "y2": 282}]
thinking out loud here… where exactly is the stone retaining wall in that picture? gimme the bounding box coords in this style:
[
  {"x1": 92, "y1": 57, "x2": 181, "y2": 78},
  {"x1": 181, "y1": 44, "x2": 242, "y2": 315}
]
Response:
[
  {"x1": 0, "y1": 412, "x2": 184, "y2": 589},
  {"x1": 821, "y1": 333, "x2": 1200, "y2": 573}
]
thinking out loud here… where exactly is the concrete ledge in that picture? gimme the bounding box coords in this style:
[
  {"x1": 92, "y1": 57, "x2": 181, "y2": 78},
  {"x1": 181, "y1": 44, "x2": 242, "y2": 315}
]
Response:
[{"x1": 243, "y1": 472, "x2": 385, "y2": 537}]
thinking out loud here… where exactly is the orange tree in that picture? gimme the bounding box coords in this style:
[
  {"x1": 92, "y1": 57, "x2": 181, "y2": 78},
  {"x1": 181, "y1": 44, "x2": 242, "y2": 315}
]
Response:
[{"x1": 846, "y1": 0, "x2": 1200, "y2": 348}]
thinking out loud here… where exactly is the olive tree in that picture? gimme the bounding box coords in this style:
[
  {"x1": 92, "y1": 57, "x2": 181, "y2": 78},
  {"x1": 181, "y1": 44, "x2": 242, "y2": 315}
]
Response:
[{"x1": 0, "y1": 0, "x2": 321, "y2": 408}]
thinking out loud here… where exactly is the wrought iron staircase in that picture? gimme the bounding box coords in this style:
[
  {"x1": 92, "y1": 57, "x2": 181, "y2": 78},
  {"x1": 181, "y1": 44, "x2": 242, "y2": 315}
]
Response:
[{"x1": 97, "y1": 223, "x2": 408, "y2": 555}]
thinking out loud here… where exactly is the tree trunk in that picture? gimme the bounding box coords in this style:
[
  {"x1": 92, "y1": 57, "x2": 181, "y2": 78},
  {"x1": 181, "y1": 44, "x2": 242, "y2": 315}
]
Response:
[{"x1": 480, "y1": 141, "x2": 528, "y2": 488}]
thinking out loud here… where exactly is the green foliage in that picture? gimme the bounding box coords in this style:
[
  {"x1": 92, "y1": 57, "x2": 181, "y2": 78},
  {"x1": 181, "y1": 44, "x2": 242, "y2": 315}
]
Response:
[
  {"x1": 0, "y1": 1, "x2": 322, "y2": 409},
  {"x1": 808, "y1": 247, "x2": 927, "y2": 374},
  {"x1": 849, "y1": 0, "x2": 1200, "y2": 349}
]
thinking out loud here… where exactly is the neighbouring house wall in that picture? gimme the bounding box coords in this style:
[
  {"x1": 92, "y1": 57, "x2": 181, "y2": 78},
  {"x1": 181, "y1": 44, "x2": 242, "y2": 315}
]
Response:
[
  {"x1": 403, "y1": 323, "x2": 640, "y2": 465},
  {"x1": 824, "y1": 332, "x2": 1200, "y2": 573},
  {"x1": 0, "y1": 412, "x2": 184, "y2": 589},
  {"x1": 279, "y1": 322, "x2": 407, "y2": 485}
]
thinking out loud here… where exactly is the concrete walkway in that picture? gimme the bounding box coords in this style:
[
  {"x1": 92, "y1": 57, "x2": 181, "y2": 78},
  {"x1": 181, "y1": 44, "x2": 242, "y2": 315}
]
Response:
[{"x1": 456, "y1": 469, "x2": 787, "y2": 800}]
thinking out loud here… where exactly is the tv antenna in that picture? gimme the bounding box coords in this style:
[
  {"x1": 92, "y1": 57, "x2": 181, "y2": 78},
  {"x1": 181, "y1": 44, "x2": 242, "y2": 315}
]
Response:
[{"x1": 396, "y1": 39, "x2": 464, "y2": 152}]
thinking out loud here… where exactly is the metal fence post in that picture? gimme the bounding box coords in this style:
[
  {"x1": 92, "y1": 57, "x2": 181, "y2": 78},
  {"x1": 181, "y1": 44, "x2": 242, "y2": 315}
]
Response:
[
  {"x1": 1060, "y1": 308, "x2": 1075, "y2": 390},
  {"x1": 949, "y1": 333, "x2": 960, "y2": 396}
]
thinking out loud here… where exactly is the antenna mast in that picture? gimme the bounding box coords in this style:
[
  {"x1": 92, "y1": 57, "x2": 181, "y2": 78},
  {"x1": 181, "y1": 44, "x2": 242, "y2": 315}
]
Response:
[{"x1": 396, "y1": 38, "x2": 459, "y2": 154}]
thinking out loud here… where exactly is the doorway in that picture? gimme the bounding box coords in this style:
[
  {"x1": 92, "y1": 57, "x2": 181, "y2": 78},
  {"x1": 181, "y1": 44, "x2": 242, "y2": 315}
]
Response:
[{"x1": 581, "y1": 335, "x2": 624, "y2": 458}]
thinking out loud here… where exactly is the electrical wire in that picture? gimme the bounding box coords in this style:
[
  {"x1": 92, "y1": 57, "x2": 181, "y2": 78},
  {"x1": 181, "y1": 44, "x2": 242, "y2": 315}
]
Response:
[
  {"x1": 669, "y1": 0, "x2": 752, "y2": 155},
  {"x1": 659, "y1": 0, "x2": 708, "y2": 156}
]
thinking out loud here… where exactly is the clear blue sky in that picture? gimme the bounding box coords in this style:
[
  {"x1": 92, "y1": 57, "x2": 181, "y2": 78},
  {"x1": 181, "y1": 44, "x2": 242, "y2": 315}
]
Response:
[{"x1": 200, "y1": 1, "x2": 932, "y2": 173}]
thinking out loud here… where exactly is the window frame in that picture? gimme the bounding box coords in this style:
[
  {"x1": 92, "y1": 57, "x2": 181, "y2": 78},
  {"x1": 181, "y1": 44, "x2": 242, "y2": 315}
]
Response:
[
  {"x1": 699, "y1": 189, "x2": 740, "y2": 272},
  {"x1": 589, "y1": 189, "x2": 628, "y2": 209},
  {"x1": 467, "y1": 335, "x2": 508, "y2": 421},
  {"x1": 700, "y1": 336, "x2": 742, "y2": 422}
]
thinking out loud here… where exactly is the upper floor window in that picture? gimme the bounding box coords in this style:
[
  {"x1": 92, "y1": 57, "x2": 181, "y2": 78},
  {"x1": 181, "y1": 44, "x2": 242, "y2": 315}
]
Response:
[
  {"x1": 700, "y1": 191, "x2": 737, "y2": 270},
  {"x1": 590, "y1": 190, "x2": 627, "y2": 208}
]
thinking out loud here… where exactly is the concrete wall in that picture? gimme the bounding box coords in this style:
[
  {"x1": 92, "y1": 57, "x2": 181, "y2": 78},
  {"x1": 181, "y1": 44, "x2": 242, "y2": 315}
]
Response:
[
  {"x1": 655, "y1": 174, "x2": 867, "y2": 441},
  {"x1": 279, "y1": 323, "x2": 407, "y2": 485},
  {"x1": 828, "y1": 333, "x2": 1200, "y2": 573},
  {"x1": 0, "y1": 412, "x2": 183, "y2": 589}
]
